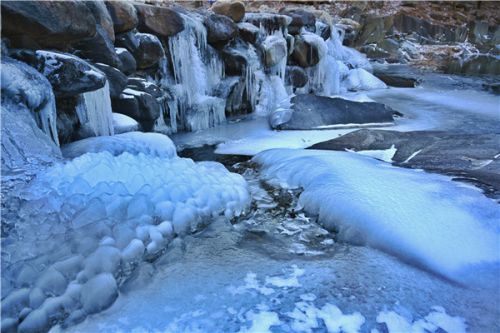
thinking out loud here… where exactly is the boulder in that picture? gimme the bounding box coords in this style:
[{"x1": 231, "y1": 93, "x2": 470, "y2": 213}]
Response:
[
  {"x1": 73, "y1": 25, "x2": 121, "y2": 68},
  {"x1": 55, "y1": 96, "x2": 80, "y2": 144},
  {"x1": 127, "y1": 78, "x2": 162, "y2": 98},
  {"x1": 285, "y1": 66, "x2": 308, "y2": 88},
  {"x1": 1, "y1": 1, "x2": 96, "y2": 49},
  {"x1": 204, "y1": 13, "x2": 238, "y2": 48},
  {"x1": 354, "y1": 15, "x2": 392, "y2": 46},
  {"x1": 237, "y1": 22, "x2": 260, "y2": 44},
  {"x1": 134, "y1": 4, "x2": 184, "y2": 38},
  {"x1": 115, "y1": 47, "x2": 137, "y2": 75},
  {"x1": 344, "y1": 68, "x2": 388, "y2": 91},
  {"x1": 84, "y1": 0, "x2": 114, "y2": 42},
  {"x1": 11, "y1": 50, "x2": 106, "y2": 97},
  {"x1": 117, "y1": 32, "x2": 164, "y2": 69},
  {"x1": 105, "y1": 1, "x2": 138, "y2": 34},
  {"x1": 292, "y1": 33, "x2": 325, "y2": 68},
  {"x1": 112, "y1": 89, "x2": 160, "y2": 122},
  {"x1": 81, "y1": 274, "x2": 118, "y2": 314},
  {"x1": 93, "y1": 63, "x2": 127, "y2": 98},
  {"x1": 274, "y1": 94, "x2": 399, "y2": 130},
  {"x1": 211, "y1": 1, "x2": 245, "y2": 23},
  {"x1": 279, "y1": 8, "x2": 316, "y2": 35},
  {"x1": 244, "y1": 13, "x2": 291, "y2": 34},
  {"x1": 374, "y1": 73, "x2": 418, "y2": 88},
  {"x1": 262, "y1": 35, "x2": 287, "y2": 67}
]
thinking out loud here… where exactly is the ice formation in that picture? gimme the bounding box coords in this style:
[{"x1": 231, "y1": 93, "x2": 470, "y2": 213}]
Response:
[
  {"x1": 76, "y1": 81, "x2": 114, "y2": 137},
  {"x1": 253, "y1": 149, "x2": 500, "y2": 282},
  {"x1": 112, "y1": 113, "x2": 139, "y2": 134},
  {"x1": 2, "y1": 132, "x2": 250, "y2": 331}
]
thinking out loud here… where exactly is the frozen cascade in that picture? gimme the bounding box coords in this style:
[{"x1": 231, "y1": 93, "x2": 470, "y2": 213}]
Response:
[
  {"x1": 162, "y1": 12, "x2": 226, "y2": 132},
  {"x1": 76, "y1": 82, "x2": 114, "y2": 137},
  {"x1": 30, "y1": 93, "x2": 60, "y2": 147}
]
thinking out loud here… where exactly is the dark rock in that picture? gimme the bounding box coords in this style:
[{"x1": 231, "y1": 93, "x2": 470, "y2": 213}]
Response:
[
  {"x1": 11, "y1": 50, "x2": 106, "y2": 97},
  {"x1": 211, "y1": 1, "x2": 245, "y2": 23},
  {"x1": 285, "y1": 66, "x2": 308, "y2": 88},
  {"x1": 292, "y1": 34, "x2": 323, "y2": 68},
  {"x1": 93, "y1": 63, "x2": 127, "y2": 98},
  {"x1": 354, "y1": 15, "x2": 392, "y2": 46},
  {"x1": 393, "y1": 13, "x2": 468, "y2": 43},
  {"x1": 115, "y1": 47, "x2": 137, "y2": 75},
  {"x1": 134, "y1": 4, "x2": 184, "y2": 38},
  {"x1": 73, "y1": 25, "x2": 121, "y2": 68},
  {"x1": 84, "y1": 0, "x2": 114, "y2": 42},
  {"x1": 262, "y1": 35, "x2": 287, "y2": 67},
  {"x1": 117, "y1": 31, "x2": 164, "y2": 69},
  {"x1": 55, "y1": 96, "x2": 80, "y2": 144},
  {"x1": 204, "y1": 14, "x2": 238, "y2": 48},
  {"x1": 115, "y1": 30, "x2": 140, "y2": 52},
  {"x1": 374, "y1": 73, "x2": 418, "y2": 87},
  {"x1": 112, "y1": 89, "x2": 159, "y2": 122},
  {"x1": 310, "y1": 129, "x2": 500, "y2": 197},
  {"x1": 105, "y1": 1, "x2": 138, "y2": 34},
  {"x1": 237, "y1": 22, "x2": 259, "y2": 44},
  {"x1": 285, "y1": 34, "x2": 294, "y2": 55},
  {"x1": 274, "y1": 94, "x2": 399, "y2": 130},
  {"x1": 244, "y1": 13, "x2": 291, "y2": 35},
  {"x1": 127, "y1": 78, "x2": 162, "y2": 98},
  {"x1": 222, "y1": 46, "x2": 248, "y2": 76},
  {"x1": 1, "y1": 1, "x2": 96, "y2": 49},
  {"x1": 444, "y1": 55, "x2": 500, "y2": 76},
  {"x1": 378, "y1": 38, "x2": 400, "y2": 54},
  {"x1": 360, "y1": 44, "x2": 391, "y2": 59},
  {"x1": 279, "y1": 8, "x2": 316, "y2": 35},
  {"x1": 316, "y1": 21, "x2": 331, "y2": 40}
]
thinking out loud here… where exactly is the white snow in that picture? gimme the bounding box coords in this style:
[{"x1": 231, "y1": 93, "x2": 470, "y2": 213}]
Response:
[
  {"x1": 344, "y1": 68, "x2": 387, "y2": 91},
  {"x1": 112, "y1": 113, "x2": 139, "y2": 134},
  {"x1": 238, "y1": 310, "x2": 281, "y2": 333},
  {"x1": 253, "y1": 149, "x2": 500, "y2": 283},
  {"x1": 353, "y1": 144, "x2": 397, "y2": 162}
]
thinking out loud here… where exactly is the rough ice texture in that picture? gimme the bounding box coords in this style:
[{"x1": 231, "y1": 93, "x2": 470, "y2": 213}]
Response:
[
  {"x1": 253, "y1": 149, "x2": 500, "y2": 283},
  {"x1": 62, "y1": 132, "x2": 177, "y2": 159},
  {"x1": 76, "y1": 81, "x2": 114, "y2": 137},
  {"x1": 112, "y1": 113, "x2": 139, "y2": 134},
  {"x1": 2, "y1": 132, "x2": 250, "y2": 331}
]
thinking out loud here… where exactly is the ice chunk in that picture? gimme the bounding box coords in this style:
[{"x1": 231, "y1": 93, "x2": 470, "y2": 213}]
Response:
[
  {"x1": 76, "y1": 82, "x2": 114, "y2": 137},
  {"x1": 239, "y1": 310, "x2": 281, "y2": 333},
  {"x1": 344, "y1": 68, "x2": 387, "y2": 91},
  {"x1": 80, "y1": 273, "x2": 118, "y2": 314},
  {"x1": 113, "y1": 113, "x2": 139, "y2": 134},
  {"x1": 253, "y1": 149, "x2": 500, "y2": 283}
]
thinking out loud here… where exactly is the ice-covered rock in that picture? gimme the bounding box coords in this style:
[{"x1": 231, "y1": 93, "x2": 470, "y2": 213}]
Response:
[
  {"x1": 344, "y1": 68, "x2": 388, "y2": 91},
  {"x1": 262, "y1": 35, "x2": 287, "y2": 67},
  {"x1": 93, "y1": 63, "x2": 127, "y2": 98},
  {"x1": 112, "y1": 113, "x2": 139, "y2": 134},
  {"x1": 253, "y1": 149, "x2": 500, "y2": 283},
  {"x1": 204, "y1": 13, "x2": 238, "y2": 47},
  {"x1": 80, "y1": 274, "x2": 118, "y2": 314}
]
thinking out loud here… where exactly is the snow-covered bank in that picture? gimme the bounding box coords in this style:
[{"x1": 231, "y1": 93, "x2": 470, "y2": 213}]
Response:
[
  {"x1": 1, "y1": 132, "x2": 250, "y2": 332},
  {"x1": 253, "y1": 149, "x2": 500, "y2": 284}
]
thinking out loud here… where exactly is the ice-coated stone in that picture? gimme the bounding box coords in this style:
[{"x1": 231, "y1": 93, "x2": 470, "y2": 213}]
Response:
[{"x1": 80, "y1": 273, "x2": 118, "y2": 314}]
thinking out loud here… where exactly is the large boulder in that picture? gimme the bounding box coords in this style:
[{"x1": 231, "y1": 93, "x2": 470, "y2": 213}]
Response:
[
  {"x1": 279, "y1": 8, "x2": 316, "y2": 35},
  {"x1": 237, "y1": 22, "x2": 260, "y2": 44},
  {"x1": 1, "y1": 1, "x2": 96, "y2": 49},
  {"x1": 134, "y1": 4, "x2": 184, "y2": 38},
  {"x1": 211, "y1": 1, "x2": 245, "y2": 23},
  {"x1": 115, "y1": 47, "x2": 137, "y2": 75},
  {"x1": 93, "y1": 63, "x2": 127, "y2": 98},
  {"x1": 116, "y1": 31, "x2": 165, "y2": 69},
  {"x1": 204, "y1": 13, "x2": 238, "y2": 48},
  {"x1": 127, "y1": 78, "x2": 162, "y2": 98},
  {"x1": 73, "y1": 25, "x2": 121, "y2": 68},
  {"x1": 84, "y1": 1, "x2": 114, "y2": 42},
  {"x1": 354, "y1": 15, "x2": 393, "y2": 47},
  {"x1": 285, "y1": 66, "x2": 308, "y2": 88},
  {"x1": 261, "y1": 35, "x2": 287, "y2": 67},
  {"x1": 112, "y1": 89, "x2": 160, "y2": 123},
  {"x1": 105, "y1": 1, "x2": 138, "y2": 33},
  {"x1": 11, "y1": 50, "x2": 106, "y2": 97},
  {"x1": 274, "y1": 94, "x2": 400, "y2": 130},
  {"x1": 291, "y1": 33, "x2": 325, "y2": 68}
]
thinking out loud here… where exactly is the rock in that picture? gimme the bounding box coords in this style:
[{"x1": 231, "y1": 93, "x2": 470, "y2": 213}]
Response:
[
  {"x1": 310, "y1": 129, "x2": 500, "y2": 197},
  {"x1": 112, "y1": 89, "x2": 160, "y2": 122},
  {"x1": 237, "y1": 22, "x2": 259, "y2": 44},
  {"x1": 379, "y1": 38, "x2": 400, "y2": 54},
  {"x1": 261, "y1": 35, "x2": 287, "y2": 67},
  {"x1": 93, "y1": 63, "x2": 127, "y2": 98},
  {"x1": 393, "y1": 13, "x2": 467, "y2": 43},
  {"x1": 84, "y1": 0, "x2": 114, "y2": 42},
  {"x1": 279, "y1": 8, "x2": 316, "y2": 35},
  {"x1": 285, "y1": 66, "x2": 308, "y2": 88},
  {"x1": 113, "y1": 113, "x2": 139, "y2": 134},
  {"x1": 11, "y1": 50, "x2": 106, "y2": 97},
  {"x1": 244, "y1": 13, "x2": 291, "y2": 34},
  {"x1": 115, "y1": 47, "x2": 137, "y2": 75},
  {"x1": 204, "y1": 13, "x2": 238, "y2": 48},
  {"x1": 444, "y1": 54, "x2": 500, "y2": 76},
  {"x1": 354, "y1": 15, "x2": 392, "y2": 46},
  {"x1": 292, "y1": 33, "x2": 324, "y2": 68},
  {"x1": 134, "y1": 4, "x2": 184, "y2": 38},
  {"x1": 222, "y1": 46, "x2": 249, "y2": 76},
  {"x1": 211, "y1": 1, "x2": 245, "y2": 23},
  {"x1": 127, "y1": 78, "x2": 162, "y2": 98},
  {"x1": 1, "y1": 1, "x2": 96, "y2": 49},
  {"x1": 73, "y1": 25, "x2": 121, "y2": 68},
  {"x1": 56, "y1": 96, "x2": 80, "y2": 144},
  {"x1": 316, "y1": 21, "x2": 331, "y2": 40},
  {"x1": 374, "y1": 73, "x2": 418, "y2": 88},
  {"x1": 285, "y1": 34, "x2": 295, "y2": 55},
  {"x1": 81, "y1": 273, "x2": 118, "y2": 314},
  {"x1": 274, "y1": 94, "x2": 399, "y2": 130},
  {"x1": 117, "y1": 32, "x2": 164, "y2": 69},
  {"x1": 344, "y1": 68, "x2": 388, "y2": 91},
  {"x1": 105, "y1": 1, "x2": 138, "y2": 34}
]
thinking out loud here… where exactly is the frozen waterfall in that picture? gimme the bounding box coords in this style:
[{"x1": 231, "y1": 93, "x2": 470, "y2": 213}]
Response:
[{"x1": 76, "y1": 82, "x2": 114, "y2": 137}]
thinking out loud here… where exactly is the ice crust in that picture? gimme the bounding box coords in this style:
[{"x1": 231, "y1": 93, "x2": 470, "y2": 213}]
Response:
[
  {"x1": 2, "y1": 132, "x2": 250, "y2": 331},
  {"x1": 253, "y1": 149, "x2": 500, "y2": 282}
]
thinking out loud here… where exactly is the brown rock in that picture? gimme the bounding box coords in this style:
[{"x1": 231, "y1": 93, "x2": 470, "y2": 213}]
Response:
[
  {"x1": 84, "y1": 1, "x2": 115, "y2": 42},
  {"x1": 292, "y1": 34, "x2": 323, "y2": 68},
  {"x1": 134, "y1": 4, "x2": 184, "y2": 38},
  {"x1": 1, "y1": 0, "x2": 96, "y2": 49},
  {"x1": 211, "y1": 1, "x2": 245, "y2": 23},
  {"x1": 105, "y1": 1, "x2": 138, "y2": 34}
]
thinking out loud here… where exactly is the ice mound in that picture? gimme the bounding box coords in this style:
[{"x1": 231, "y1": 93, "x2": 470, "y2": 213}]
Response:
[
  {"x1": 2, "y1": 134, "x2": 250, "y2": 331},
  {"x1": 112, "y1": 113, "x2": 139, "y2": 134},
  {"x1": 344, "y1": 68, "x2": 387, "y2": 91},
  {"x1": 253, "y1": 149, "x2": 500, "y2": 283},
  {"x1": 62, "y1": 131, "x2": 177, "y2": 158}
]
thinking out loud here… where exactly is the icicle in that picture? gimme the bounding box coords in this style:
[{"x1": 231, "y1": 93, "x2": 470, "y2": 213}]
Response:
[
  {"x1": 31, "y1": 92, "x2": 59, "y2": 146},
  {"x1": 77, "y1": 82, "x2": 114, "y2": 136}
]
